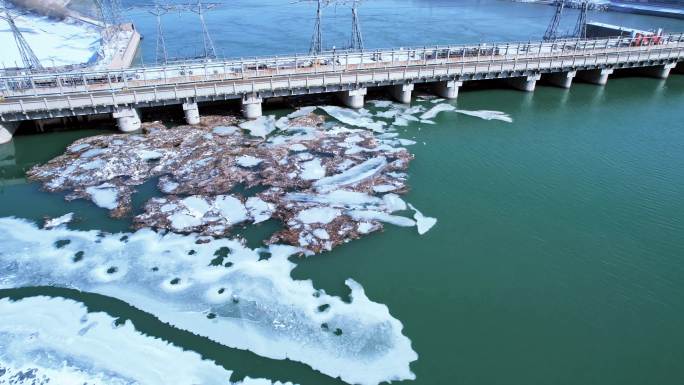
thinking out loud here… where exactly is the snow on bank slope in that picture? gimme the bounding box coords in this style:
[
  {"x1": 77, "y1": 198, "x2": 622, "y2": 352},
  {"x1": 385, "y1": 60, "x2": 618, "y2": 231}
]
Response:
[{"x1": 0, "y1": 12, "x2": 101, "y2": 68}]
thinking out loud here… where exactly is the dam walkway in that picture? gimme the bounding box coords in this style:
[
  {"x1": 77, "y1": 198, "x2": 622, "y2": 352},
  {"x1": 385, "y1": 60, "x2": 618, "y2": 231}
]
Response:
[{"x1": 1, "y1": 33, "x2": 683, "y2": 142}]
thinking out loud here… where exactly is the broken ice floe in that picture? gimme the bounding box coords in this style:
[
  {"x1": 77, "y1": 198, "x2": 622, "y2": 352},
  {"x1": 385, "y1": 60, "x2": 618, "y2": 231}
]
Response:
[
  {"x1": 0, "y1": 218, "x2": 418, "y2": 385},
  {"x1": 29, "y1": 114, "x2": 435, "y2": 251},
  {"x1": 43, "y1": 212, "x2": 74, "y2": 229},
  {"x1": 0, "y1": 296, "x2": 294, "y2": 385}
]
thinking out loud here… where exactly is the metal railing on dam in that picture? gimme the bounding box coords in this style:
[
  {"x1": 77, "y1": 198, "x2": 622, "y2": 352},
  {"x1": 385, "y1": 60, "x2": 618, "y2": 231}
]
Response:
[{"x1": 0, "y1": 33, "x2": 683, "y2": 134}]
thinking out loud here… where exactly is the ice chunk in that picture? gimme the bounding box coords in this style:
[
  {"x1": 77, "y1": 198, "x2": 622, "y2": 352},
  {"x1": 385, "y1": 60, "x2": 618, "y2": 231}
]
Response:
[
  {"x1": 81, "y1": 148, "x2": 108, "y2": 158},
  {"x1": 314, "y1": 157, "x2": 387, "y2": 193},
  {"x1": 300, "y1": 158, "x2": 326, "y2": 180},
  {"x1": 455, "y1": 109, "x2": 513, "y2": 123},
  {"x1": 297, "y1": 207, "x2": 341, "y2": 224},
  {"x1": 373, "y1": 184, "x2": 397, "y2": 193},
  {"x1": 408, "y1": 203, "x2": 437, "y2": 235},
  {"x1": 246, "y1": 197, "x2": 274, "y2": 223},
  {"x1": 43, "y1": 212, "x2": 74, "y2": 229},
  {"x1": 240, "y1": 116, "x2": 277, "y2": 138},
  {"x1": 212, "y1": 126, "x2": 239, "y2": 136},
  {"x1": 287, "y1": 106, "x2": 317, "y2": 119},
  {"x1": 0, "y1": 297, "x2": 292, "y2": 385},
  {"x1": 312, "y1": 228, "x2": 330, "y2": 240},
  {"x1": 318, "y1": 106, "x2": 386, "y2": 132},
  {"x1": 236, "y1": 155, "x2": 264, "y2": 167},
  {"x1": 420, "y1": 103, "x2": 456, "y2": 120},
  {"x1": 289, "y1": 143, "x2": 308, "y2": 152},
  {"x1": 382, "y1": 194, "x2": 407, "y2": 212},
  {"x1": 349, "y1": 210, "x2": 416, "y2": 227},
  {"x1": 85, "y1": 184, "x2": 119, "y2": 210},
  {"x1": 139, "y1": 149, "x2": 163, "y2": 160},
  {"x1": 214, "y1": 195, "x2": 249, "y2": 225}
]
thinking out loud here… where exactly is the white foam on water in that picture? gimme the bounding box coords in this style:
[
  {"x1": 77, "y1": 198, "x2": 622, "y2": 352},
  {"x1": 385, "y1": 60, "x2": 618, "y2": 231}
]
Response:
[
  {"x1": 408, "y1": 203, "x2": 437, "y2": 235},
  {"x1": 0, "y1": 218, "x2": 417, "y2": 385},
  {"x1": 455, "y1": 109, "x2": 513, "y2": 123},
  {"x1": 0, "y1": 296, "x2": 264, "y2": 385}
]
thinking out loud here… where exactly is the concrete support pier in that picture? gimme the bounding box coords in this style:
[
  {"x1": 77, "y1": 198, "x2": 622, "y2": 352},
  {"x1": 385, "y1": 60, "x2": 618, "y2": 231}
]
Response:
[
  {"x1": 183, "y1": 101, "x2": 201, "y2": 125},
  {"x1": 0, "y1": 121, "x2": 18, "y2": 144},
  {"x1": 507, "y1": 74, "x2": 541, "y2": 92},
  {"x1": 434, "y1": 80, "x2": 463, "y2": 99},
  {"x1": 578, "y1": 68, "x2": 613, "y2": 85},
  {"x1": 546, "y1": 71, "x2": 577, "y2": 89},
  {"x1": 340, "y1": 88, "x2": 367, "y2": 109},
  {"x1": 390, "y1": 83, "x2": 414, "y2": 104},
  {"x1": 674, "y1": 62, "x2": 684, "y2": 74},
  {"x1": 241, "y1": 95, "x2": 263, "y2": 119},
  {"x1": 112, "y1": 107, "x2": 141, "y2": 132},
  {"x1": 640, "y1": 63, "x2": 677, "y2": 79}
]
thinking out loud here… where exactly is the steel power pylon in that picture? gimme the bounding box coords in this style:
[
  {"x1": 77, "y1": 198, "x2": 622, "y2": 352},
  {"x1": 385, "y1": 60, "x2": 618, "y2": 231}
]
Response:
[
  {"x1": 349, "y1": 0, "x2": 364, "y2": 51},
  {"x1": 309, "y1": 0, "x2": 325, "y2": 54},
  {"x1": 573, "y1": 0, "x2": 589, "y2": 39},
  {"x1": 543, "y1": 0, "x2": 565, "y2": 41},
  {"x1": 189, "y1": 0, "x2": 218, "y2": 59},
  {"x1": 0, "y1": 5, "x2": 43, "y2": 70},
  {"x1": 148, "y1": 3, "x2": 169, "y2": 65}
]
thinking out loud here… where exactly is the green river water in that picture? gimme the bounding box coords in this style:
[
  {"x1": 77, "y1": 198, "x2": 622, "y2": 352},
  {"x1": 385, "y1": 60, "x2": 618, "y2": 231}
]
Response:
[{"x1": 1, "y1": 1, "x2": 684, "y2": 384}]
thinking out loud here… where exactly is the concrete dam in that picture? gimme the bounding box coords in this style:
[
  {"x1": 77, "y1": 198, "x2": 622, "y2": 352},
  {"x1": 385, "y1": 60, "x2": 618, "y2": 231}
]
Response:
[{"x1": 1, "y1": 33, "x2": 683, "y2": 143}]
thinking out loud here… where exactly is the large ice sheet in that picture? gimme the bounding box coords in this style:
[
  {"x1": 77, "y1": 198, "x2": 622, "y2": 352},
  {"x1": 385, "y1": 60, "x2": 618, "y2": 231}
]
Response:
[
  {"x1": 0, "y1": 296, "x2": 292, "y2": 385},
  {"x1": 0, "y1": 218, "x2": 418, "y2": 385}
]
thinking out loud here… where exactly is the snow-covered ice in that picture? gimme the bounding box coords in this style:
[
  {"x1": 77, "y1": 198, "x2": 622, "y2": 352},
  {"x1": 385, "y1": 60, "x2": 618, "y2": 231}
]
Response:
[
  {"x1": 0, "y1": 218, "x2": 418, "y2": 385},
  {"x1": 0, "y1": 296, "x2": 293, "y2": 385}
]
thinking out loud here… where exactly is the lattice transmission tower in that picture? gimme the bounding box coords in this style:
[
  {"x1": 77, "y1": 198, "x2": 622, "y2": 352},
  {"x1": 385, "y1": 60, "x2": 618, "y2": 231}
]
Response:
[
  {"x1": 349, "y1": 0, "x2": 364, "y2": 51},
  {"x1": 148, "y1": 3, "x2": 170, "y2": 65},
  {"x1": 573, "y1": 0, "x2": 589, "y2": 39},
  {"x1": 543, "y1": 0, "x2": 565, "y2": 41},
  {"x1": 0, "y1": 4, "x2": 43, "y2": 70},
  {"x1": 189, "y1": 0, "x2": 218, "y2": 59}
]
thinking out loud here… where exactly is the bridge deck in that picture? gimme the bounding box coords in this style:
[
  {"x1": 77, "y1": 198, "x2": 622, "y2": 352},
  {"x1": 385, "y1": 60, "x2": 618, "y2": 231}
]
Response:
[{"x1": 1, "y1": 34, "x2": 683, "y2": 121}]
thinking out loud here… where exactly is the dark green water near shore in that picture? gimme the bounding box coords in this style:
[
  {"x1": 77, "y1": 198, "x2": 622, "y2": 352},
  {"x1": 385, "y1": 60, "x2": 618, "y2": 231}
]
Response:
[{"x1": 2, "y1": 74, "x2": 683, "y2": 384}]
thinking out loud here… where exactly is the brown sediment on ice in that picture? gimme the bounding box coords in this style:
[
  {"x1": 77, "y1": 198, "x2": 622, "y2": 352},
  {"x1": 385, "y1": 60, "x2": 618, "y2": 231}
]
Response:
[{"x1": 28, "y1": 110, "x2": 417, "y2": 252}]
